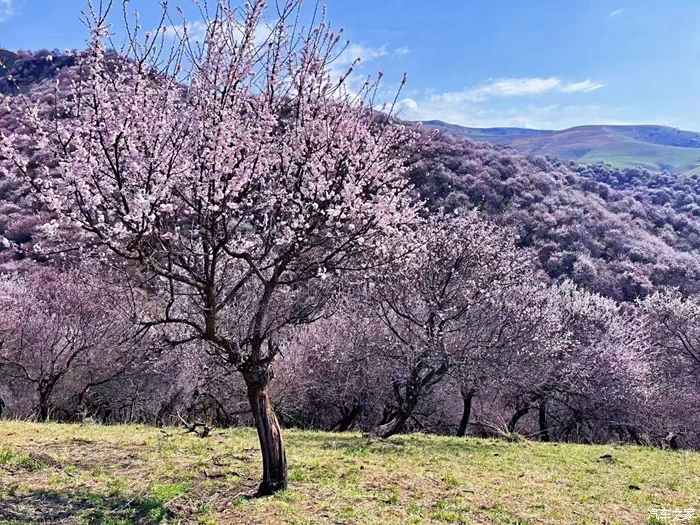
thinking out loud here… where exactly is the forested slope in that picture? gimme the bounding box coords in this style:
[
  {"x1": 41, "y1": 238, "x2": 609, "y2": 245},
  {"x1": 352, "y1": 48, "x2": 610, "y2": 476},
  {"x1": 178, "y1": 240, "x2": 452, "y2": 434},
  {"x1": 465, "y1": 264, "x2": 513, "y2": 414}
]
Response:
[
  {"x1": 4, "y1": 50, "x2": 700, "y2": 302},
  {"x1": 409, "y1": 133, "x2": 700, "y2": 300},
  {"x1": 5, "y1": 51, "x2": 700, "y2": 301}
]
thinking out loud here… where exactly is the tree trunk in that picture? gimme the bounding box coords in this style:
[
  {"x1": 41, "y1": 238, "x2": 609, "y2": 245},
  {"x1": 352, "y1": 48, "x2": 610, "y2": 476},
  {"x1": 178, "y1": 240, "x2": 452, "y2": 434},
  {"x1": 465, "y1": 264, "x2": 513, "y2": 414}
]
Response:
[
  {"x1": 372, "y1": 411, "x2": 409, "y2": 439},
  {"x1": 38, "y1": 399, "x2": 49, "y2": 421},
  {"x1": 627, "y1": 425, "x2": 645, "y2": 446},
  {"x1": 507, "y1": 406, "x2": 530, "y2": 433},
  {"x1": 37, "y1": 388, "x2": 51, "y2": 421},
  {"x1": 538, "y1": 400, "x2": 550, "y2": 442},
  {"x1": 371, "y1": 365, "x2": 446, "y2": 439},
  {"x1": 245, "y1": 373, "x2": 287, "y2": 496},
  {"x1": 456, "y1": 389, "x2": 475, "y2": 437},
  {"x1": 331, "y1": 403, "x2": 363, "y2": 432},
  {"x1": 378, "y1": 406, "x2": 393, "y2": 426}
]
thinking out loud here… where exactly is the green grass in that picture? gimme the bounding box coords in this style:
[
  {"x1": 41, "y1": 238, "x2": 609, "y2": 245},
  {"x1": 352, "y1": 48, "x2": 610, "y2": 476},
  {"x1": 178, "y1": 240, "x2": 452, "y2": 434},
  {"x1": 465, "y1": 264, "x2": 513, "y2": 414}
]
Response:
[
  {"x1": 578, "y1": 139, "x2": 700, "y2": 172},
  {"x1": 0, "y1": 421, "x2": 698, "y2": 524}
]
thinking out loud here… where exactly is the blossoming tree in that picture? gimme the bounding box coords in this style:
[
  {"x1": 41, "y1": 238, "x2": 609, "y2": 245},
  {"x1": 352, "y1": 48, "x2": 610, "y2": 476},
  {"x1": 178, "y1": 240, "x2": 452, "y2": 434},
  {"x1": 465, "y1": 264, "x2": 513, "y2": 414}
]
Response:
[
  {"x1": 367, "y1": 212, "x2": 533, "y2": 438},
  {"x1": 638, "y1": 290, "x2": 700, "y2": 445},
  {"x1": 1, "y1": 0, "x2": 419, "y2": 494},
  {"x1": 0, "y1": 267, "x2": 144, "y2": 420}
]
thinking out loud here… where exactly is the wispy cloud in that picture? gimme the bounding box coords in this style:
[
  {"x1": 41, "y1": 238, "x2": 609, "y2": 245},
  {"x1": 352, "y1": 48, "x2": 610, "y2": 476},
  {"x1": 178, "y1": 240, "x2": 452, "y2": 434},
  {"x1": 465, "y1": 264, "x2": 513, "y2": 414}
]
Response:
[
  {"x1": 161, "y1": 24, "x2": 410, "y2": 68},
  {"x1": 0, "y1": 0, "x2": 14, "y2": 23},
  {"x1": 609, "y1": 8, "x2": 625, "y2": 18},
  {"x1": 160, "y1": 24, "x2": 409, "y2": 78},
  {"x1": 334, "y1": 43, "x2": 389, "y2": 66},
  {"x1": 162, "y1": 21, "x2": 208, "y2": 41},
  {"x1": 395, "y1": 76, "x2": 610, "y2": 129},
  {"x1": 328, "y1": 43, "x2": 409, "y2": 95},
  {"x1": 161, "y1": 20, "x2": 270, "y2": 46},
  {"x1": 559, "y1": 79, "x2": 606, "y2": 93},
  {"x1": 466, "y1": 77, "x2": 562, "y2": 100},
  {"x1": 422, "y1": 77, "x2": 604, "y2": 105},
  {"x1": 334, "y1": 43, "x2": 410, "y2": 66},
  {"x1": 397, "y1": 99, "x2": 629, "y2": 130},
  {"x1": 159, "y1": 23, "x2": 406, "y2": 98}
]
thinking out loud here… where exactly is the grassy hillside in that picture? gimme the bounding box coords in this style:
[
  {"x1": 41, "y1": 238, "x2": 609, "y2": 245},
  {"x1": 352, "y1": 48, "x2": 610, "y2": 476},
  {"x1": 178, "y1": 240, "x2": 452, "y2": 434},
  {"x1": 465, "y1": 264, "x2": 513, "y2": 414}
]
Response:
[
  {"x1": 519, "y1": 127, "x2": 700, "y2": 172},
  {"x1": 0, "y1": 422, "x2": 698, "y2": 524},
  {"x1": 422, "y1": 121, "x2": 700, "y2": 173}
]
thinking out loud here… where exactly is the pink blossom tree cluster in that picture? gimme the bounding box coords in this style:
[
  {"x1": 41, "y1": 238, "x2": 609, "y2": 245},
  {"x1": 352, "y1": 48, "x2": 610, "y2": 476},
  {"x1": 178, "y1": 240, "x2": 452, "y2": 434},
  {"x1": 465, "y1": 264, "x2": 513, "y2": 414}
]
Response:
[{"x1": 0, "y1": 266, "x2": 147, "y2": 420}]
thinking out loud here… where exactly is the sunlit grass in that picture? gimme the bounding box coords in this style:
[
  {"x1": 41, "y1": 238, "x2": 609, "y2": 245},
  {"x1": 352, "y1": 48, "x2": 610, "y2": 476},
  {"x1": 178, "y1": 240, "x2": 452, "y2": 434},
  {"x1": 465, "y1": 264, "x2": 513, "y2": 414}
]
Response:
[{"x1": 0, "y1": 421, "x2": 698, "y2": 524}]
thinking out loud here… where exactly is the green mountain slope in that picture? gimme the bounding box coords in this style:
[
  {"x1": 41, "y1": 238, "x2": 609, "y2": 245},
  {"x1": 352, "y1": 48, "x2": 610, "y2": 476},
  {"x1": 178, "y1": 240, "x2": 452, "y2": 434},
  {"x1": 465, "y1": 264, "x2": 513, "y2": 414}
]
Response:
[{"x1": 422, "y1": 121, "x2": 700, "y2": 173}]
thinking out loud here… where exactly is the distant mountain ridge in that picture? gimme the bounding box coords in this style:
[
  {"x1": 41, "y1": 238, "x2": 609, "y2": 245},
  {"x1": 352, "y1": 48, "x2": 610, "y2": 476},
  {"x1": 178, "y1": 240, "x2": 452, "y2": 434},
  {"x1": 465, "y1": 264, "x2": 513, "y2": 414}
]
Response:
[{"x1": 421, "y1": 120, "x2": 700, "y2": 174}]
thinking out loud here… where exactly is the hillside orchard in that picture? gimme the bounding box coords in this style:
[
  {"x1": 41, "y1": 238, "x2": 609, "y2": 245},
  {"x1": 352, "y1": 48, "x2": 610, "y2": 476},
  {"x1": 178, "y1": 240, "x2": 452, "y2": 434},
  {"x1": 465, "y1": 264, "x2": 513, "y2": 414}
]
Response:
[{"x1": 0, "y1": 0, "x2": 698, "y2": 499}]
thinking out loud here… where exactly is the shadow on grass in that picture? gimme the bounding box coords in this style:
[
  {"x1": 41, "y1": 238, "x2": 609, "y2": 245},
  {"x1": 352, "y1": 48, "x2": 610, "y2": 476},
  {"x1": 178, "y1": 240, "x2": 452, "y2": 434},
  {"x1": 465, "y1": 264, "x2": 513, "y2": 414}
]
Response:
[
  {"x1": 0, "y1": 489, "x2": 173, "y2": 524},
  {"x1": 287, "y1": 430, "x2": 506, "y2": 457}
]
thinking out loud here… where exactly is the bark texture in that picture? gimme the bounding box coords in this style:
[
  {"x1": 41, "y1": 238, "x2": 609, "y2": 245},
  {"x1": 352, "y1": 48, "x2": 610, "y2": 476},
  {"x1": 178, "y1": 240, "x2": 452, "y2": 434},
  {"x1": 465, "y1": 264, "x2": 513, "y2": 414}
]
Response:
[{"x1": 245, "y1": 369, "x2": 287, "y2": 495}]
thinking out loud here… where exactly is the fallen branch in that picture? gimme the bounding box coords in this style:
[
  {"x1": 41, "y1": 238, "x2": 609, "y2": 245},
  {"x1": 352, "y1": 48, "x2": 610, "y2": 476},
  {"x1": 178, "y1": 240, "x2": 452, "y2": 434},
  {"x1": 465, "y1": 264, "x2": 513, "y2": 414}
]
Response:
[{"x1": 176, "y1": 412, "x2": 212, "y2": 438}]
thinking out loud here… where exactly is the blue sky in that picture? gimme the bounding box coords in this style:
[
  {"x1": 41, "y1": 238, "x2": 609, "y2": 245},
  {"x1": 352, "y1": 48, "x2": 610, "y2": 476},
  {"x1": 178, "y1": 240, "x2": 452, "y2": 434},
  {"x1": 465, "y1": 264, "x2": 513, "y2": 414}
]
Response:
[{"x1": 1, "y1": 0, "x2": 698, "y2": 130}]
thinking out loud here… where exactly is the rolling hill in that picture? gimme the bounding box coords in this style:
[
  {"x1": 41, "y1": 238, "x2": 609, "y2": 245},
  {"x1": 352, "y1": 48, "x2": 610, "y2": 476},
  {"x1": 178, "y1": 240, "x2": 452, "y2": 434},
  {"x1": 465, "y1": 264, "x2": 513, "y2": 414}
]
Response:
[{"x1": 422, "y1": 120, "x2": 700, "y2": 173}]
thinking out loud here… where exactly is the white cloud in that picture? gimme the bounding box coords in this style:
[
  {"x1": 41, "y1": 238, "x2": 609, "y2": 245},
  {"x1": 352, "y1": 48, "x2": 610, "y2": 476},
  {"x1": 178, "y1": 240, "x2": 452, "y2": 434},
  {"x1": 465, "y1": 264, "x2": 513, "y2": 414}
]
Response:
[
  {"x1": 329, "y1": 43, "x2": 410, "y2": 96},
  {"x1": 162, "y1": 21, "x2": 208, "y2": 42},
  {"x1": 334, "y1": 43, "x2": 409, "y2": 67},
  {"x1": 395, "y1": 77, "x2": 611, "y2": 129},
  {"x1": 427, "y1": 77, "x2": 605, "y2": 105},
  {"x1": 396, "y1": 98, "x2": 419, "y2": 113},
  {"x1": 466, "y1": 77, "x2": 562, "y2": 100},
  {"x1": 161, "y1": 20, "x2": 270, "y2": 46},
  {"x1": 161, "y1": 23, "x2": 410, "y2": 71},
  {"x1": 0, "y1": 0, "x2": 14, "y2": 23},
  {"x1": 609, "y1": 8, "x2": 625, "y2": 17},
  {"x1": 160, "y1": 21, "x2": 409, "y2": 76},
  {"x1": 398, "y1": 100, "x2": 630, "y2": 130},
  {"x1": 559, "y1": 79, "x2": 606, "y2": 93},
  {"x1": 335, "y1": 43, "x2": 389, "y2": 67}
]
